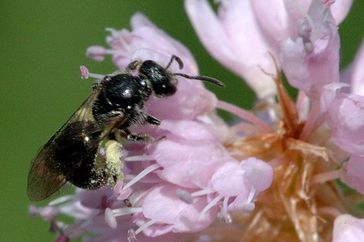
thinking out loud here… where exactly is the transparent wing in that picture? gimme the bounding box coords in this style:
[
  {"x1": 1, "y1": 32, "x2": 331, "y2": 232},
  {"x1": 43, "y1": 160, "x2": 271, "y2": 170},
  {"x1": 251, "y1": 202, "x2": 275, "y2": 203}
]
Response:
[
  {"x1": 27, "y1": 84, "x2": 103, "y2": 201},
  {"x1": 27, "y1": 144, "x2": 67, "y2": 201}
]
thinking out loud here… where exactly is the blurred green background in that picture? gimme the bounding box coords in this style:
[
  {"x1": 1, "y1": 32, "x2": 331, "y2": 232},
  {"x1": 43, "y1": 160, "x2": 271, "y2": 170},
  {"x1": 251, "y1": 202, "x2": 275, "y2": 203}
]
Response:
[{"x1": 0, "y1": 1, "x2": 363, "y2": 241}]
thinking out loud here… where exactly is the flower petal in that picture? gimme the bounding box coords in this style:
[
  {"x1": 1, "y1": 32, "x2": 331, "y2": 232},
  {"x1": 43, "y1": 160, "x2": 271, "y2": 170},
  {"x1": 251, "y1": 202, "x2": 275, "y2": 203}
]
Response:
[
  {"x1": 351, "y1": 39, "x2": 364, "y2": 96},
  {"x1": 343, "y1": 155, "x2": 364, "y2": 194},
  {"x1": 330, "y1": 0, "x2": 353, "y2": 24},
  {"x1": 281, "y1": 0, "x2": 340, "y2": 98},
  {"x1": 327, "y1": 94, "x2": 364, "y2": 155},
  {"x1": 333, "y1": 214, "x2": 364, "y2": 242},
  {"x1": 185, "y1": 0, "x2": 277, "y2": 98}
]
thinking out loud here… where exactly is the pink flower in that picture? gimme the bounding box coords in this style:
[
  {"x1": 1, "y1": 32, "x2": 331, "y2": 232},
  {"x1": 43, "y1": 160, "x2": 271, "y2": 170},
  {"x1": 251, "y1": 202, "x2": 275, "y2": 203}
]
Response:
[
  {"x1": 350, "y1": 39, "x2": 364, "y2": 95},
  {"x1": 280, "y1": 0, "x2": 340, "y2": 98},
  {"x1": 343, "y1": 155, "x2": 364, "y2": 195},
  {"x1": 87, "y1": 12, "x2": 217, "y2": 120},
  {"x1": 333, "y1": 214, "x2": 364, "y2": 242},
  {"x1": 208, "y1": 158, "x2": 273, "y2": 213},
  {"x1": 185, "y1": 0, "x2": 277, "y2": 98},
  {"x1": 185, "y1": 0, "x2": 352, "y2": 99},
  {"x1": 30, "y1": 1, "x2": 364, "y2": 241},
  {"x1": 30, "y1": 12, "x2": 273, "y2": 241},
  {"x1": 326, "y1": 93, "x2": 364, "y2": 155},
  {"x1": 134, "y1": 184, "x2": 218, "y2": 236},
  {"x1": 87, "y1": 13, "x2": 197, "y2": 74},
  {"x1": 251, "y1": 0, "x2": 352, "y2": 49}
]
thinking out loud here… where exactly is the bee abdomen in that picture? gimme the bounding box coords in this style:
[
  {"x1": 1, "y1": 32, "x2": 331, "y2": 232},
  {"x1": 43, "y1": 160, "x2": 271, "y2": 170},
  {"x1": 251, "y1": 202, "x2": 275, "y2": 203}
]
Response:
[{"x1": 52, "y1": 121, "x2": 108, "y2": 189}]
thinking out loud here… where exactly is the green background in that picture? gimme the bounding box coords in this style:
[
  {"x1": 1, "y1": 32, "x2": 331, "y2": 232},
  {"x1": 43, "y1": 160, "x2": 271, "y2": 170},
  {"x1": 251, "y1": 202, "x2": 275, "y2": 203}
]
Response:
[{"x1": 0, "y1": 1, "x2": 363, "y2": 241}]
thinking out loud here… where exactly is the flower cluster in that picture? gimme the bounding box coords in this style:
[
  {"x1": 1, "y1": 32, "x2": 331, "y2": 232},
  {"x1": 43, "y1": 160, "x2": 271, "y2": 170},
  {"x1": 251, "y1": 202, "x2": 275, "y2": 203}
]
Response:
[
  {"x1": 30, "y1": 0, "x2": 364, "y2": 241},
  {"x1": 30, "y1": 12, "x2": 273, "y2": 242}
]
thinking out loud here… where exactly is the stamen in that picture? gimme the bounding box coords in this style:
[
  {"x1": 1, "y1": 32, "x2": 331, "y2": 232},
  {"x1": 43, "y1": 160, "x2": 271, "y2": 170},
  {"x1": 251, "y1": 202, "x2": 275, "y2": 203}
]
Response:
[
  {"x1": 299, "y1": 100, "x2": 322, "y2": 140},
  {"x1": 88, "y1": 73, "x2": 106, "y2": 80},
  {"x1": 105, "y1": 27, "x2": 132, "y2": 52},
  {"x1": 217, "y1": 100, "x2": 273, "y2": 133},
  {"x1": 231, "y1": 123, "x2": 261, "y2": 136},
  {"x1": 48, "y1": 195, "x2": 74, "y2": 206},
  {"x1": 304, "y1": 41, "x2": 314, "y2": 54},
  {"x1": 242, "y1": 203, "x2": 255, "y2": 212},
  {"x1": 104, "y1": 207, "x2": 143, "y2": 229},
  {"x1": 296, "y1": 91, "x2": 310, "y2": 121},
  {"x1": 29, "y1": 206, "x2": 58, "y2": 221},
  {"x1": 311, "y1": 169, "x2": 342, "y2": 184},
  {"x1": 123, "y1": 163, "x2": 161, "y2": 190},
  {"x1": 176, "y1": 189, "x2": 193, "y2": 204},
  {"x1": 80, "y1": 65, "x2": 89, "y2": 79},
  {"x1": 318, "y1": 206, "x2": 341, "y2": 217},
  {"x1": 298, "y1": 19, "x2": 314, "y2": 53},
  {"x1": 79, "y1": 65, "x2": 105, "y2": 80},
  {"x1": 221, "y1": 197, "x2": 232, "y2": 223},
  {"x1": 135, "y1": 219, "x2": 157, "y2": 235},
  {"x1": 86, "y1": 46, "x2": 106, "y2": 62},
  {"x1": 298, "y1": 20, "x2": 312, "y2": 41},
  {"x1": 112, "y1": 207, "x2": 143, "y2": 217},
  {"x1": 127, "y1": 229, "x2": 137, "y2": 242},
  {"x1": 322, "y1": 0, "x2": 335, "y2": 7},
  {"x1": 200, "y1": 194, "x2": 224, "y2": 216},
  {"x1": 62, "y1": 219, "x2": 92, "y2": 238},
  {"x1": 105, "y1": 208, "x2": 117, "y2": 228},
  {"x1": 247, "y1": 189, "x2": 256, "y2": 203},
  {"x1": 113, "y1": 182, "x2": 132, "y2": 200},
  {"x1": 125, "y1": 155, "x2": 155, "y2": 162},
  {"x1": 105, "y1": 27, "x2": 117, "y2": 33},
  {"x1": 191, "y1": 189, "x2": 214, "y2": 197},
  {"x1": 242, "y1": 189, "x2": 256, "y2": 212}
]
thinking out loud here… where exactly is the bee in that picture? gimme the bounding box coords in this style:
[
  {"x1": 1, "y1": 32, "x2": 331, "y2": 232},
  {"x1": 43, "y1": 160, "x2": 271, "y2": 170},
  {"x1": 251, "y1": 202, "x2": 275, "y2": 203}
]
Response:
[{"x1": 27, "y1": 55, "x2": 224, "y2": 201}]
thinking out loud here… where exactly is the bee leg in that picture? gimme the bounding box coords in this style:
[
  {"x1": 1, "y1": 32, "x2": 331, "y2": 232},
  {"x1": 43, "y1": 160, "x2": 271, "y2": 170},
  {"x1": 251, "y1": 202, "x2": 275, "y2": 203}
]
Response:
[
  {"x1": 127, "y1": 133, "x2": 153, "y2": 143},
  {"x1": 109, "y1": 129, "x2": 123, "y2": 143},
  {"x1": 142, "y1": 113, "x2": 161, "y2": 126},
  {"x1": 126, "y1": 59, "x2": 142, "y2": 72},
  {"x1": 121, "y1": 129, "x2": 153, "y2": 143}
]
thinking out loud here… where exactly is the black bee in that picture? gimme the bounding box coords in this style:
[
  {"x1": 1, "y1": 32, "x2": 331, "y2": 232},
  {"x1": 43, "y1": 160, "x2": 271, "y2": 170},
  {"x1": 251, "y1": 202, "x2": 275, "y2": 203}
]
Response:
[{"x1": 27, "y1": 55, "x2": 223, "y2": 201}]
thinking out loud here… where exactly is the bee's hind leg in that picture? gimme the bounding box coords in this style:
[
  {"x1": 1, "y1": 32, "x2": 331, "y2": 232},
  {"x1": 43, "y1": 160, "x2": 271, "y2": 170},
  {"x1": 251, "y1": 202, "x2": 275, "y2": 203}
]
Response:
[{"x1": 118, "y1": 128, "x2": 153, "y2": 143}]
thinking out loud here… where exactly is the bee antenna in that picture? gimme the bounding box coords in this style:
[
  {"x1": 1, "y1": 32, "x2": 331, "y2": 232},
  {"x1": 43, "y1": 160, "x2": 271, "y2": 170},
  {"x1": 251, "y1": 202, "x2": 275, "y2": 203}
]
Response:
[
  {"x1": 165, "y1": 55, "x2": 184, "y2": 70},
  {"x1": 173, "y1": 73, "x2": 224, "y2": 87}
]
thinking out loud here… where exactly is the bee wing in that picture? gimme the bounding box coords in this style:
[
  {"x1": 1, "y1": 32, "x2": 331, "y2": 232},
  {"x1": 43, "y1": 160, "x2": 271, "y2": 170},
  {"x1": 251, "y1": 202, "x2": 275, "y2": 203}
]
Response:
[
  {"x1": 27, "y1": 145, "x2": 67, "y2": 201},
  {"x1": 27, "y1": 84, "x2": 104, "y2": 201}
]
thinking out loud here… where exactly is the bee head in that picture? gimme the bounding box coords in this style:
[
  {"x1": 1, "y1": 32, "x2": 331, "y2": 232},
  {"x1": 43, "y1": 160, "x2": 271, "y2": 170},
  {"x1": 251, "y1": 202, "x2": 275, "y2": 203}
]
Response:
[
  {"x1": 135, "y1": 56, "x2": 223, "y2": 97},
  {"x1": 138, "y1": 60, "x2": 177, "y2": 97}
]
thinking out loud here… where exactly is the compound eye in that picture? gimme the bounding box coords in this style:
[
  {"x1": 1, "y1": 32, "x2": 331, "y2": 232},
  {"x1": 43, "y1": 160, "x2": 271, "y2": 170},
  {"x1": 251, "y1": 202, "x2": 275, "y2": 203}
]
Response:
[
  {"x1": 140, "y1": 60, "x2": 177, "y2": 97},
  {"x1": 154, "y1": 81, "x2": 177, "y2": 96}
]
